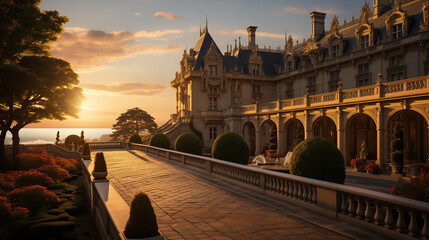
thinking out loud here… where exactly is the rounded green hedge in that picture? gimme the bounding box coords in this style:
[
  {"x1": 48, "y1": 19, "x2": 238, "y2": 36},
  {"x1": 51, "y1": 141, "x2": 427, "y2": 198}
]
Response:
[
  {"x1": 149, "y1": 133, "x2": 170, "y2": 149},
  {"x1": 64, "y1": 135, "x2": 81, "y2": 147},
  {"x1": 211, "y1": 132, "x2": 249, "y2": 165},
  {"x1": 129, "y1": 134, "x2": 142, "y2": 144},
  {"x1": 290, "y1": 137, "x2": 345, "y2": 184},
  {"x1": 174, "y1": 133, "x2": 202, "y2": 155}
]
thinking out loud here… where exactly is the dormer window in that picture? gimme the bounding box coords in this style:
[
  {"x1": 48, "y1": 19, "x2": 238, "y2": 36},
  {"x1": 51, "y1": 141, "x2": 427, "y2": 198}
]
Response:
[
  {"x1": 361, "y1": 35, "x2": 369, "y2": 49},
  {"x1": 331, "y1": 45, "x2": 340, "y2": 58},
  {"x1": 252, "y1": 64, "x2": 260, "y2": 75},
  {"x1": 392, "y1": 24, "x2": 403, "y2": 40},
  {"x1": 209, "y1": 65, "x2": 217, "y2": 75}
]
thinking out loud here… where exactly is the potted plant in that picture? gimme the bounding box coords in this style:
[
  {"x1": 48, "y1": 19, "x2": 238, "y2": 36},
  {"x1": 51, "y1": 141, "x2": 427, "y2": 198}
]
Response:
[
  {"x1": 365, "y1": 163, "x2": 381, "y2": 174},
  {"x1": 82, "y1": 143, "x2": 91, "y2": 160},
  {"x1": 92, "y1": 152, "x2": 107, "y2": 180},
  {"x1": 123, "y1": 192, "x2": 163, "y2": 240},
  {"x1": 350, "y1": 158, "x2": 365, "y2": 172}
]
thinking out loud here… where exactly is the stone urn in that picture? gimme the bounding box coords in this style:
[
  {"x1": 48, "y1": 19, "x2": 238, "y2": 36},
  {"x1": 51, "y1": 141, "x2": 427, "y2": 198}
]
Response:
[{"x1": 390, "y1": 164, "x2": 403, "y2": 175}]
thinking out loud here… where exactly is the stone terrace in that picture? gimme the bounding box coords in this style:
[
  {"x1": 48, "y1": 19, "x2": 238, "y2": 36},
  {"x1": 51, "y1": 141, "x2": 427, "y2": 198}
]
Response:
[{"x1": 93, "y1": 149, "x2": 393, "y2": 240}]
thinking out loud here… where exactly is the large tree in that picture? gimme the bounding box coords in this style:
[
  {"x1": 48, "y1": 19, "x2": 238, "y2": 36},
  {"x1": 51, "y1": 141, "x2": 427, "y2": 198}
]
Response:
[
  {"x1": 0, "y1": 0, "x2": 68, "y2": 64},
  {"x1": 111, "y1": 107, "x2": 158, "y2": 141},
  {"x1": 0, "y1": 56, "x2": 84, "y2": 168}
]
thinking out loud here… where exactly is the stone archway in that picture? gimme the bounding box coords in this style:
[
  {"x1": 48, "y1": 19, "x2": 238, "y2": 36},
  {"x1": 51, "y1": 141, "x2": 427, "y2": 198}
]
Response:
[
  {"x1": 346, "y1": 114, "x2": 377, "y2": 162},
  {"x1": 313, "y1": 116, "x2": 337, "y2": 146},
  {"x1": 260, "y1": 120, "x2": 277, "y2": 155},
  {"x1": 243, "y1": 122, "x2": 256, "y2": 156},
  {"x1": 284, "y1": 118, "x2": 304, "y2": 152},
  {"x1": 387, "y1": 110, "x2": 428, "y2": 165}
]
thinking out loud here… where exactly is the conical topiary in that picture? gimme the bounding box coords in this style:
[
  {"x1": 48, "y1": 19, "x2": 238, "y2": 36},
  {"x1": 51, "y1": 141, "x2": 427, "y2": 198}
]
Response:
[
  {"x1": 390, "y1": 123, "x2": 404, "y2": 174},
  {"x1": 92, "y1": 152, "x2": 107, "y2": 179},
  {"x1": 124, "y1": 192, "x2": 159, "y2": 238},
  {"x1": 267, "y1": 126, "x2": 277, "y2": 153},
  {"x1": 82, "y1": 143, "x2": 91, "y2": 160}
]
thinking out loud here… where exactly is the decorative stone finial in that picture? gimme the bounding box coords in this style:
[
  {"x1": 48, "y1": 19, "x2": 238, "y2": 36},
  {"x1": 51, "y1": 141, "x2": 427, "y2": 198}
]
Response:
[
  {"x1": 377, "y1": 73, "x2": 384, "y2": 83},
  {"x1": 337, "y1": 81, "x2": 343, "y2": 91}
]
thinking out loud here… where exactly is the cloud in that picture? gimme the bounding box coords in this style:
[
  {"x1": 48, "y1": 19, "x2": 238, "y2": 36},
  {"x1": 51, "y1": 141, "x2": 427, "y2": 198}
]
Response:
[
  {"x1": 135, "y1": 12, "x2": 141, "y2": 16},
  {"x1": 135, "y1": 29, "x2": 183, "y2": 38},
  {"x1": 283, "y1": 6, "x2": 307, "y2": 15},
  {"x1": 218, "y1": 30, "x2": 284, "y2": 39},
  {"x1": 81, "y1": 82, "x2": 167, "y2": 96},
  {"x1": 280, "y1": 5, "x2": 345, "y2": 15},
  {"x1": 50, "y1": 28, "x2": 180, "y2": 71},
  {"x1": 154, "y1": 11, "x2": 182, "y2": 20}
]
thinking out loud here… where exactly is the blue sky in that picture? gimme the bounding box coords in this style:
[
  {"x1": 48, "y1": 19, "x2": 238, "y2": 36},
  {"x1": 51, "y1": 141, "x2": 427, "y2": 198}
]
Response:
[{"x1": 36, "y1": 0, "x2": 368, "y2": 128}]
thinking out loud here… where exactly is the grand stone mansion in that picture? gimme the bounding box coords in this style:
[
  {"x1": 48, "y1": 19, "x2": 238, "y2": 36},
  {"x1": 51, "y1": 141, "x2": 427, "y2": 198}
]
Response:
[{"x1": 160, "y1": 0, "x2": 429, "y2": 171}]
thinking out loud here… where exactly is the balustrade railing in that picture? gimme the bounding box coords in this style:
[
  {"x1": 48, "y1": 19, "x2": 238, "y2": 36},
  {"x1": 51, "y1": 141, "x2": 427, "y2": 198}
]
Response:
[
  {"x1": 88, "y1": 141, "x2": 124, "y2": 149},
  {"x1": 130, "y1": 143, "x2": 429, "y2": 239},
  {"x1": 241, "y1": 75, "x2": 429, "y2": 114}
]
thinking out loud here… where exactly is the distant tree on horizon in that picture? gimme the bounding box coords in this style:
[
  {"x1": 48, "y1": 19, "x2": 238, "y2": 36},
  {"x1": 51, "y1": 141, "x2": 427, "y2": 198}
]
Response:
[{"x1": 110, "y1": 107, "x2": 158, "y2": 141}]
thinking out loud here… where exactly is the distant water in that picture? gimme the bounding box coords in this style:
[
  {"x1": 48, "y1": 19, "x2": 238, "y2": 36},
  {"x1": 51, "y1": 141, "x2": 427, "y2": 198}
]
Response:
[{"x1": 5, "y1": 128, "x2": 113, "y2": 145}]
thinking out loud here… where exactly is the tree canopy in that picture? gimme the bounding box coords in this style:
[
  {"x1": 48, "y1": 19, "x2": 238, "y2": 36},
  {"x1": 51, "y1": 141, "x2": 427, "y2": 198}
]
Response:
[
  {"x1": 0, "y1": 0, "x2": 68, "y2": 63},
  {"x1": 0, "y1": 56, "x2": 84, "y2": 168},
  {"x1": 111, "y1": 107, "x2": 158, "y2": 141}
]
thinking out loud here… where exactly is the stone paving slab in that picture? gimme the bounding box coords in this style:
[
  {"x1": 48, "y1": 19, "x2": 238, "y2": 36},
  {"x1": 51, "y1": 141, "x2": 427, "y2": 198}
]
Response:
[{"x1": 96, "y1": 150, "x2": 392, "y2": 240}]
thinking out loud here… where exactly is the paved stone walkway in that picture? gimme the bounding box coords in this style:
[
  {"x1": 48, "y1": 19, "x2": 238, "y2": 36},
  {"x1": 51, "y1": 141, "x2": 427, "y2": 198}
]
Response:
[{"x1": 96, "y1": 150, "x2": 391, "y2": 240}]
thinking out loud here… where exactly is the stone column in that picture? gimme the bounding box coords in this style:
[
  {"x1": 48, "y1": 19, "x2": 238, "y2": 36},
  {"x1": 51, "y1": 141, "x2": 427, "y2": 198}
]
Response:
[
  {"x1": 376, "y1": 106, "x2": 385, "y2": 167},
  {"x1": 255, "y1": 130, "x2": 261, "y2": 155},
  {"x1": 304, "y1": 111, "x2": 312, "y2": 139},
  {"x1": 336, "y1": 108, "x2": 346, "y2": 164}
]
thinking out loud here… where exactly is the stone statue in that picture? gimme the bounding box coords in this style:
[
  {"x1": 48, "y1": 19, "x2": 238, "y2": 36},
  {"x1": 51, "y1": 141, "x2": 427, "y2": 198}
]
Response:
[{"x1": 360, "y1": 140, "x2": 368, "y2": 160}]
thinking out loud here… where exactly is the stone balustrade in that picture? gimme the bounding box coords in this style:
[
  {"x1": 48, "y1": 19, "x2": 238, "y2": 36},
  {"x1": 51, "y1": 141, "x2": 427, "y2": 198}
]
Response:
[
  {"x1": 88, "y1": 141, "x2": 125, "y2": 149},
  {"x1": 130, "y1": 143, "x2": 429, "y2": 239},
  {"x1": 238, "y1": 75, "x2": 429, "y2": 115}
]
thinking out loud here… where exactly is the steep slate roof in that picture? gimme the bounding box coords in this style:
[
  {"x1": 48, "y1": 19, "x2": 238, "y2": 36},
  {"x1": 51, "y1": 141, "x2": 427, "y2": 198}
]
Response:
[{"x1": 190, "y1": 1, "x2": 424, "y2": 77}]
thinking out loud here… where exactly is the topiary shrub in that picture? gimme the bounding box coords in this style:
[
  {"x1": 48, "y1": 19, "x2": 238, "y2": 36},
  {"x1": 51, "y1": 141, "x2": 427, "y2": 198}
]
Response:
[
  {"x1": 390, "y1": 123, "x2": 404, "y2": 173},
  {"x1": 149, "y1": 133, "x2": 170, "y2": 149},
  {"x1": 82, "y1": 143, "x2": 91, "y2": 159},
  {"x1": 65, "y1": 135, "x2": 81, "y2": 149},
  {"x1": 174, "y1": 133, "x2": 203, "y2": 155},
  {"x1": 93, "y1": 152, "x2": 106, "y2": 172},
  {"x1": 212, "y1": 132, "x2": 249, "y2": 165},
  {"x1": 267, "y1": 126, "x2": 277, "y2": 153},
  {"x1": 290, "y1": 137, "x2": 345, "y2": 184},
  {"x1": 129, "y1": 134, "x2": 142, "y2": 144},
  {"x1": 124, "y1": 192, "x2": 159, "y2": 238}
]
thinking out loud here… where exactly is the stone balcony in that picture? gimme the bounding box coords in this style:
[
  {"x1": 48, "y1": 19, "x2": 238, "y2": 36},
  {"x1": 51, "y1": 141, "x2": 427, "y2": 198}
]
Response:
[{"x1": 200, "y1": 109, "x2": 223, "y2": 123}]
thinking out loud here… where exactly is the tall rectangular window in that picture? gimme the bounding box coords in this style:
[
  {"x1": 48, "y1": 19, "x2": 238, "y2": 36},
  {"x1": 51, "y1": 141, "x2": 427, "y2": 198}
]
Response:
[
  {"x1": 209, "y1": 65, "x2": 217, "y2": 75},
  {"x1": 208, "y1": 86, "x2": 218, "y2": 94},
  {"x1": 392, "y1": 24, "x2": 403, "y2": 40},
  {"x1": 388, "y1": 55, "x2": 405, "y2": 82},
  {"x1": 252, "y1": 85, "x2": 260, "y2": 93},
  {"x1": 361, "y1": 35, "x2": 369, "y2": 49},
  {"x1": 357, "y1": 63, "x2": 370, "y2": 87},
  {"x1": 209, "y1": 127, "x2": 217, "y2": 140},
  {"x1": 307, "y1": 76, "x2": 316, "y2": 95},
  {"x1": 252, "y1": 64, "x2": 259, "y2": 75},
  {"x1": 331, "y1": 45, "x2": 340, "y2": 58},
  {"x1": 209, "y1": 97, "x2": 217, "y2": 110},
  {"x1": 329, "y1": 70, "x2": 340, "y2": 92},
  {"x1": 285, "y1": 82, "x2": 294, "y2": 99}
]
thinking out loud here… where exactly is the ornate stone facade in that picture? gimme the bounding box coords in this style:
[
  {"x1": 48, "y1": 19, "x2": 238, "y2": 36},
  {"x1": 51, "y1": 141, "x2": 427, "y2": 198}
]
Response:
[{"x1": 165, "y1": 0, "x2": 429, "y2": 172}]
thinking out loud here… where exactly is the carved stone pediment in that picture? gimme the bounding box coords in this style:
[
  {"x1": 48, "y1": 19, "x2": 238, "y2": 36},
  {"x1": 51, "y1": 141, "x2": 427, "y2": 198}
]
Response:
[
  {"x1": 208, "y1": 78, "x2": 220, "y2": 86},
  {"x1": 329, "y1": 16, "x2": 342, "y2": 40},
  {"x1": 302, "y1": 40, "x2": 320, "y2": 55}
]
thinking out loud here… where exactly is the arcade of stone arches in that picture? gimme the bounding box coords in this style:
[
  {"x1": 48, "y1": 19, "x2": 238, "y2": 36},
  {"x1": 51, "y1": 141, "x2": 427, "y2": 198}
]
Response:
[{"x1": 241, "y1": 110, "x2": 428, "y2": 167}]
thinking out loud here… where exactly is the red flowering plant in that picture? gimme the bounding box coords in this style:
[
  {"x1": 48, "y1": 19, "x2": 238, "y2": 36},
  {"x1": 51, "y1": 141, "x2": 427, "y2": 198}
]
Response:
[
  {"x1": 365, "y1": 163, "x2": 381, "y2": 174},
  {"x1": 37, "y1": 164, "x2": 70, "y2": 182},
  {"x1": 15, "y1": 152, "x2": 55, "y2": 170},
  {"x1": 12, "y1": 170, "x2": 53, "y2": 187},
  {"x1": 6, "y1": 185, "x2": 60, "y2": 210},
  {"x1": 391, "y1": 164, "x2": 429, "y2": 202},
  {"x1": 0, "y1": 196, "x2": 29, "y2": 222},
  {"x1": 350, "y1": 158, "x2": 365, "y2": 166},
  {"x1": 0, "y1": 173, "x2": 15, "y2": 195},
  {"x1": 25, "y1": 147, "x2": 49, "y2": 155},
  {"x1": 55, "y1": 156, "x2": 81, "y2": 173}
]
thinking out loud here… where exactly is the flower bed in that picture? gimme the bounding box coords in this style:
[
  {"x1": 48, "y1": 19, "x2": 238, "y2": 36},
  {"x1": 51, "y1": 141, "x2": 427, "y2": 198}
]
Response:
[
  {"x1": 365, "y1": 163, "x2": 381, "y2": 174},
  {"x1": 0, "y1": 147, "x2": 98, "y2": 239},
  {"x1": 391, "y1": 164, "x2": 429, "y2": 202}
]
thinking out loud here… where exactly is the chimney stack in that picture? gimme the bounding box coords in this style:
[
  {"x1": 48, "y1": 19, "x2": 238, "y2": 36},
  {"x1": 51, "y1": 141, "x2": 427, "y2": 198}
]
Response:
[
  {"x1": 310, "y1": 11, "x2": 326, "y2": 41},
  {"x1": 247, "y1": 26, "x2": 257, "y2": 49}
]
